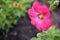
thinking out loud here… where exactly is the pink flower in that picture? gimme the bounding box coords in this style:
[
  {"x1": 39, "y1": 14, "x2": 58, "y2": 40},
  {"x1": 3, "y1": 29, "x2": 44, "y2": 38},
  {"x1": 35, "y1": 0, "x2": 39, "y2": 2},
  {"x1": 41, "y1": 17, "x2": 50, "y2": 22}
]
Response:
[{"x1": 28, "y1": 1, "x2": 53, "y2": 31}]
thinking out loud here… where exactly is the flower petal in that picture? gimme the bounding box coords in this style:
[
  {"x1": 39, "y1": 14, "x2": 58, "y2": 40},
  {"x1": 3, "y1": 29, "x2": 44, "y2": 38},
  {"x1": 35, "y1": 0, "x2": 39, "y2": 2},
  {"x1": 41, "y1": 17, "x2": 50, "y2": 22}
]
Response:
[
  {"x1": 31, "y1": 17, "x2": 43, "y2": 31},
  {"x1": 41, "y1": 5, "x2": 50, "y2": 18},
  {"x1": 32, "y1": 1, "x2": 41, "y2": 13},
  {"x1": 36, "y1": 20, "x2": 43, "y2": 31},
  {"x1": 28, "y1": 8, "x2": 39, "y2": 20},
  {"x1": 31, "y1": 17, "x2": 39, "y2": 26},
  {"x1": 41, "y1": 19, "x2": 53, "y2": 31}
]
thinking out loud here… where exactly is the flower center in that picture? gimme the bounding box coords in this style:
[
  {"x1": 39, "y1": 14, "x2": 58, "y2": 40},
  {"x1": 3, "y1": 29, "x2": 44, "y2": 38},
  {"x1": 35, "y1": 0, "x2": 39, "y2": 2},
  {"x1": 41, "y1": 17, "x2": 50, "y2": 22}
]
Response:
[
  {"x1": 13, "y1": 2, "x2": 19, "y2": 8},
  {"x1": 38, "y1": 13, "x2": 44, "y2": 19}
]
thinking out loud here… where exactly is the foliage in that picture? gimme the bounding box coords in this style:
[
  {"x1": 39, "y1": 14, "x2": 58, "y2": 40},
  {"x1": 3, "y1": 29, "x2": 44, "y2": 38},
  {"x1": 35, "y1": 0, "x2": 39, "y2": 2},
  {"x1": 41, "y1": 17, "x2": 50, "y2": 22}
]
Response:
[
  {"x1": 0, "y1": 0, "x2": 33, "y2": 30},
  {"x1": 48, "y1": 0, "x2": 59, "y2": 11},
  {"x1": 31, "y1": 26, "x2": 60, "y2": 40}
]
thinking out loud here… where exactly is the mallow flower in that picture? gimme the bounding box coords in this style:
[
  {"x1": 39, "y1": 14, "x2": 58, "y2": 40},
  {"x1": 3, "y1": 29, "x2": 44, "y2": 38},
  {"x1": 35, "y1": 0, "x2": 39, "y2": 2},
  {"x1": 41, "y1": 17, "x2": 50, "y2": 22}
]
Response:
[{"x1": 28, "y1": 1, "x2": 53, "y2": 31}]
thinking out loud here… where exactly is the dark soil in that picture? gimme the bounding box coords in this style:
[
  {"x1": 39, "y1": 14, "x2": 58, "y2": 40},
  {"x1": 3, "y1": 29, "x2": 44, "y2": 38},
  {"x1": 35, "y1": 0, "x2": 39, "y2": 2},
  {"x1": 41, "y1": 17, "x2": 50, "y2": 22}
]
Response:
[{"x1": 0, "y1": 16, "x2": 39, "y2": 40}]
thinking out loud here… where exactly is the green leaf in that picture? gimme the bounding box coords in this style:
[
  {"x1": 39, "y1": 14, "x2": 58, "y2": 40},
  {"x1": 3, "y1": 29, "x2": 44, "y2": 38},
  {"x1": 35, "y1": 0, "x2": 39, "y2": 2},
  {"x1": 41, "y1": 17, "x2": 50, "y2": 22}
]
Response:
[
  {"x1": 31, "y1": 37, "x2": 37, "y2": 40},
  {"x1": 48, "y1": 0, "x2": 59, "y2": 11}
]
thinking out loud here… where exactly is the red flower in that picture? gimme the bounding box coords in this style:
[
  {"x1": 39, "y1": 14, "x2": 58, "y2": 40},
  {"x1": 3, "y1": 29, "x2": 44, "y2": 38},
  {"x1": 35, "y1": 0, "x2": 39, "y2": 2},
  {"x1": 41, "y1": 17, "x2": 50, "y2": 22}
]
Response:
[{"x1": 28, "y1": 1, "x2": 53, "y2": 31}]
